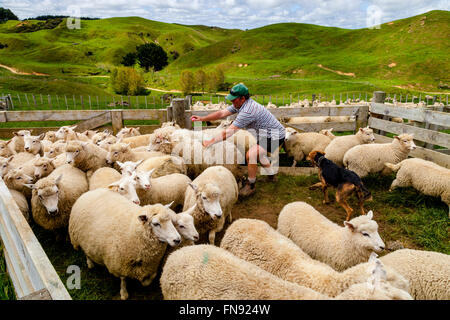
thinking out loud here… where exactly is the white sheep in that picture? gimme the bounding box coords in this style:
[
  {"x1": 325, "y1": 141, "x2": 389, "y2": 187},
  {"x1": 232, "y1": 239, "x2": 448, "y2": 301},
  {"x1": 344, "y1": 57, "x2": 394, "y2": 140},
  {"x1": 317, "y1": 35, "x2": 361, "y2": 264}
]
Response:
[
  {"x1": 0, "y1": 140, "x2": 15, "y2": 157},
  {"x1": 284, "y1": 127, "x2": 333, "y2": 167},
  {"x1": 43, "y1": 130, "x2": 58, "y2": 143},
  {"x1": 106, "y1": 142, "x2": 164, "y2": 169},
  {"x1": 9, "y1": 130, "x2": 31, "y2": 153},
  {"x1": 26, "y1": 164, "x2": 88, "y2": 233},
  {"x1": 319, "y1": 128, "x2": 336, "y2": 139},
  {"x1": 380, "y1": 248, "x2": 450, "y2": 300},
  {"x1": 7, "y1": 151, "x2": 36, "y2": 170},
  {"x1": 65, "y1": 140, "x2": 108, "y2": 177},
  {"x1": 136, "y1": 155, "x2": 186, "y2": 178},
  {"x1": 183, "y1": 166, "x2": 238, "y2": 245},
  {"x1": 97, "y1": 135, "x2": 118, "y2": 150},
  {"x1": 220, "y1": 218, "x2": 410, "y2": 297},
  {"x1": 116, "y1": 127, "x2": 141, "y2": 139},
  {"x1": 43, "y1": 140, "x2": 66, "y2": 158},
  {"x1": 9, "y1": 188, "x2": 30, "y2": 222},
  {"x1": 23, "y1": 133, "x2": 45, "y2": 156},
  {"x1": 33, "y1": 156, "x2": 56, "y2": 179},
  {"x1": 55, "y1": 125, "x2": 90, "y2": 142},
  {"x1": 385, "y1": 158, "x2": 450, "y2": 216},
  {"x1": 343, "y1": 133, "x2": 416, "y2": 178},
  {"x1": 0, "y1": 156, "x2": 13, "y2": 178},
  {"x1": 91, "y1": 130, "x2": 111, "y2": 145},
  {"x1": 160, "y1": 244, "x2": 412, "y2": 300},
  {"x1": 324, "y1": 127, "x2": 375, "y2": 166},
  {"x1": 277, "y1": 202, "x2": 385, "y2": 271},
  {"x1": 69, "y1": 188, "x2": 181, "y2": 300},
  {"x1": 122, "y1": 134, "x2": 153, "y2": 148},
  {"x1": 3, "y1": 167, "x2": 35, "y2": 200}
]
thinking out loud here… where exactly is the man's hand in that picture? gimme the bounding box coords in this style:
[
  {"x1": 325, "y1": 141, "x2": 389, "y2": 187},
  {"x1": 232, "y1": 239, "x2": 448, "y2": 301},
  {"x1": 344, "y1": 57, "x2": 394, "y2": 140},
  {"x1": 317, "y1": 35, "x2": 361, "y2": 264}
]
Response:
[
  {"x1": 202, "y1": 138, "x2": 214, "y2": 148},
  {"x1": 191, "y1": 115, "x2": 203, "y2": 122}
]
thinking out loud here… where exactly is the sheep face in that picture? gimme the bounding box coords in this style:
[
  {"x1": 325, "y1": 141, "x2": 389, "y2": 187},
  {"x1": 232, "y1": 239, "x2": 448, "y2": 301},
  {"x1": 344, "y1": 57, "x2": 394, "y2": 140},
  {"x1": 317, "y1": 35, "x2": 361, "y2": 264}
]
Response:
[
  {"x1": 139, "y1": 208, "x2": 181, "y2": 247},
  {"x1": 65, "y1": 141, "x2": 85, "y2": 165},
  {"x1": 343, "y1": 211, "x2": 385, "y2": 253},
  {"x1": 108, "y1": 173, "x2": 140, "y2": 205},
  {"x1": 173, "y1": 205, "x2": 199, "y2": 242},
  {"x1": 117, "y1": 160, "x2": 144, "y2": 176},
  {"x1": 24, "y1": 134, "x2": 44, "y2": 154},
  {"x1": 358, "y1": 127, "x2": 375, "y2": 143},
  {"x1": 106, "y1": 143, "x2": 130, "y2": 165},
  {"x1": 0, "y1": 141, "x2": 14, "y2": 157},
  {"x1": 191, "y1": 183, "x2": 223, "y2": 219},
  {"x1": 0, "y1": 156, "x2": 13, "y2": 177},
  {"x1": 44, "y1": 131, "x2": 57, "y2": 143},
  {"x1": 319, "y1": 128, "x2": 334, "y2": 138},
  {"x1": 133, "y1": 169, "x2": 154, "y2": 190},
  {"x1": 116, "y1": 127, "x2": 141, "y2": 139},
  {"x1": 44, "y1": 143, "x2": 65, "y2": 158},
  {"x1": 35, "y1": 184, "x2": 60, "y2": 216},
  {"x1": 394, "y1": 134, "x2": 416, "y2": 152},
  {"x1": 91, "y1": 131, "x2": 110, "y2": 145},
  {"x1": 97, "y1": 136, "x2": 118, "y2": 150},
  {"x1": 55, "y1": 126, "x2": 77, "y2": 140},
  {"x1": 285, "y1": 128, "x2": 298, "y2": 140},
  {"x1": 148, "y1": 135, "x2": 172, "y2": 154},
  {"x1": 34, "y1": 158, "x2": 55, "y2": 179},
  {"x1": 5, "y1": 169, "x2": 34, "y2": 189}
]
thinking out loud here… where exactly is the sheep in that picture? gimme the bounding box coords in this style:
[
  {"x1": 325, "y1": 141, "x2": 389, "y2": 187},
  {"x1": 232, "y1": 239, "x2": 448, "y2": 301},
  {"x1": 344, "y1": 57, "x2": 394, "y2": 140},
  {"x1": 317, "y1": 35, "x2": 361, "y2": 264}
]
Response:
[
  {"x1": 43, "y1": 141, "x2": 66, "y2": 158},
  {"x1": 97, "y1": 135, "x2": 118, "y2": 150},
  {"x1": 137, "y1": 172, "x2": 192, "y2": 210},
  {"x1": 55, "y1": 125, "x2": 90, "y2": 142},
  {"x1": 319, "y1": 128, "x2": 336, "y2": 140},
  {"x1": 88, "y1": 167, "x2": 141, "y2": 204},
  {"x1": 220, "y1": 218, "x2": 410, "y2": 297},
  {"x1": 3, "y1": 168, "x2": 34, "y2": 199},
  {"x1": 0, "y1": 140, "x2": 15, "y2": 157},
  {"x1": 9, "y1": 188, "x2": 30, "y2": 222},
  {"x1": 69, "y1": 188, "x2": 181, "y2": 300},
  {"x1": 343, "y1": 133, "x2": 416, "y2": 178},
  {"x1": 384, "y1": 158, "x2": 450, "y2": 216},
  {"x1": 65, "y1": 141, "x2": 108, "y2": 177},
  {"x1": 160, "y1": 244, "x2": 412, "y2": 300},
  {"x1": 33, "y1": 157, "x2": 57, "y2": 179},
  {"x1": 43, "y1": 131, "x2": 58, "y2": 143},
  {"x1": 81, "y1": 130, "x2": 98, "y2": 139},
  {"x1": 122, "y1": 134, "x2": 153, "y2": 148},
  {"x1": 91, "y1": 130, "x2": 111, "y2": 145},
  {"x1": 11, "y1": 154, "x2": 41, "y2": 182},
  {"x1": 284, "y1": 127, "x2": 332, "y2": 167},
  {"x1": 23, "y1": 133, "x2": 45, "y2": 156},
  {"x1": 136, "y1": 155, "x2": 187, "y2": 178},
  {"x1": 183, "y1": 165, "x2": 238, "y2": 245},
  {"x1": 324, "y1": 127, "x2": 375, "y2": 166},
  {"x1": 0, "y1": 156, "x2": 13, "y2": 177},
  {"x1": 277, "y1": 202, "x2": 385, "y2": 271},
  {"x1": 161, "y1": 121, "x2": 181, "y2": 129},
  {"x1": 106, "y1": 142, "x2": 164, "y2": 170},
  {"x1": 8, "y1": 151, "x2": 36, "y2": 169},
  {"x1": 116, "y1": 127, "x2": 141, "y2": 139},
  {"x1": 380, "y1": 249, "x2": 450, "y2": 300},
  {"x1": 9, "y1": 130, "x2": 31, "y2": 153}
]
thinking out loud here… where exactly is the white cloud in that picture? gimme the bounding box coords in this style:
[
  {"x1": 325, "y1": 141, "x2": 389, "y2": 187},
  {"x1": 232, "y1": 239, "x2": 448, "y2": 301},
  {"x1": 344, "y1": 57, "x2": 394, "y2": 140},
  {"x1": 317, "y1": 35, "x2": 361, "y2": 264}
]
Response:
[{"x1": 1, "y1": 0, "x2": 448, "y2": 29}]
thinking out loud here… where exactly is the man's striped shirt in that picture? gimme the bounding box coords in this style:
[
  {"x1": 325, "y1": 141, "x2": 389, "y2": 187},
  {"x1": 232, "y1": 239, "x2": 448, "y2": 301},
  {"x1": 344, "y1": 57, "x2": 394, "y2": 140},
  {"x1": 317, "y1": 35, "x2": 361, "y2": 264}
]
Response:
[{"x1": 226, "y1": 98, "x2": 285, "y2": 140}]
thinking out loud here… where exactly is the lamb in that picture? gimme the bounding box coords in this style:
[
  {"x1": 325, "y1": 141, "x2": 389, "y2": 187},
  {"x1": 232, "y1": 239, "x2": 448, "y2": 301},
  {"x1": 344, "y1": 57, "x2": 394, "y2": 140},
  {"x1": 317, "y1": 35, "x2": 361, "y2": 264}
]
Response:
[
  {"x1": 9, "y1": 188, "x2": 30, "y2": 222},
  {"x1": 324, "y1": 127, "x2": 375, "y2": 166},
  {"x1": 116, "y1": 127, "x2": 141, "y2": 139},
  {"x1": 97, "y1": 135, "x2": 118, "y2": 150},
  {"x1": 220, "y1": 218, "x2": 409, "y2": 297},
  {"x1": 284, "y1": 127, "x2": 332, "y2": 167},
  {"x1": 122, "y1": 134, "x2": 153, "y2": 148},
  {"x1": 43, "y1": 141, "x2": 66, "y2": 158},
  {"x1": 43, "y1": 131, "x2": 58, "y2": 143},
  {"x1": 65, "y1": 140, "x2": 108, "y2": 177},
  {"x1": 0, "y1": 140, "x2": 15, "y2": 157},
  {"x1": 380, "y1": 249, "x2": 450, "y2": 300},
  {"x1": 3, "y1": 168, "x2": 34, "y2": 199},
  {"x1": 183, "y1": 166, "x2": 238, "y2": 245},
  {"x1": 277, "y1": 202, "x2": 385, "y2": 271},
  {"x1": 33, "y1": 157, "x2": 57, "y2": 179},
  {"x1": 8, "y1": 151, "x2": 36, "y2": 170},
  {"x1": 0, "y1": 156, "x2": 13, "y2": 177},
  {"x1": 91, "y1": 130, "x2": 111, "y2": 145},
  {"x1": 138, "y1": 172, "x2": 192, "y2": 211},
  {"x1": 69, "y1": 188, "x2": 181, "y2": 299},
  {"x1": 26, "y1": 164, "x2": 88, "y2": 233},
  {"x1": 88, "y1": 167, "x2": 141, "y2": 204},
  {"x1": 106, "y1": 142, "x2": 164, "y2": 170},
  {"x1": 55, "y1": 125, "x2": 90, "y2": 142},
  {"x1": 343, "y1": 133, "x2": 416, "y2": 178},
  {"x1": 136, "y1": 155, "x2": 187, "y2": 178},
  {"x1": 23, "y1": 133, "x2": 45, "y2": 156},
  {"x1": 81, "y1": 130, "x2": 98, "y2": 139},
  {"x1": 9, "y1": 130, "x2": 31, "y2": 153},
  {"x1": 384, "y1": 158, "x2": 450, "y2": 216},
  {"x1": 160, "y1": 244, "x2": 412, "y2": 300},
  {"x1": 319, "y1": 128, "x2": 336, "y2": 139},
  {"x1": 12, "y1": 154, "x2": 41, "y2": 182}
]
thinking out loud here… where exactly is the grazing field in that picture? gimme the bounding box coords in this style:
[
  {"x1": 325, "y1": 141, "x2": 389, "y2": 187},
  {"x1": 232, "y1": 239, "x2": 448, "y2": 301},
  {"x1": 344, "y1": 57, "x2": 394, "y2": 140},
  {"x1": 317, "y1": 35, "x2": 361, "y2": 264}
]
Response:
[{"x1": 17, "y1": 171, "x2": 448, "y2": 300}]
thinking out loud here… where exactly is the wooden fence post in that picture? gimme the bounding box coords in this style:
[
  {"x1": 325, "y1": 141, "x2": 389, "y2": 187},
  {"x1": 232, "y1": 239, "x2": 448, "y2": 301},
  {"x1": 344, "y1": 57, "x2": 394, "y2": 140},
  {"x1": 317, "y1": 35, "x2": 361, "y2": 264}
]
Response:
[
  {"x1": 7, "y1": 94, "x2": 14, "y2": 110},
  {"x1": 111, "y1": 110, "x2": 123, "y2": 135},
  {"x1": 25, "y1": 93, "x2": 30, "y2": 106},
  {"x1": 373, "y1": 91, "x2": 387, "y2": 135},
  {"x1": 172, "y1": 98, "x2": 187, "y2": 129},
  {"x1": 32, "y1": 94, "x2": 37, "y2": 107},
  {"x1": 88, "y1": 96, "x2": 92, "y2": 109},
  {"x1": 356, "y1": 105, "x2": 369, "y2": 132}
]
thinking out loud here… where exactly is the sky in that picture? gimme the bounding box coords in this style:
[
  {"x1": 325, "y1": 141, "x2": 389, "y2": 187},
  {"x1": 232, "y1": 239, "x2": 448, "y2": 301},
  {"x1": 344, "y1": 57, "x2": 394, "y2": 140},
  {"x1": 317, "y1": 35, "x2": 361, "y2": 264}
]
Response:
[{"x1": 1, "y1": 0, "x2": 449, "y2": 30}]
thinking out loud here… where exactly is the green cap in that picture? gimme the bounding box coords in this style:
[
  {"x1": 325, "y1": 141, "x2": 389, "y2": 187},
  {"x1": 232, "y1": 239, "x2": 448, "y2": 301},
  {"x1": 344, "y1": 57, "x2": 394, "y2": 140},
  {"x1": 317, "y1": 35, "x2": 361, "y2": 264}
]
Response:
[{"x1": 226, "y1": 83, "x2": 249, "y2": 101}]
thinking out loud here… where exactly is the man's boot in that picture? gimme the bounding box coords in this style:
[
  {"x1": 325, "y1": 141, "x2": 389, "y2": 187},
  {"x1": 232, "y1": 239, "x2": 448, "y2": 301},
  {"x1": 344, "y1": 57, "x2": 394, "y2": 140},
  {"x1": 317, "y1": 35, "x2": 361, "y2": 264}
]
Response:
[{"x1": 239, "y1": 180, "x2": 256, "y2": 197}]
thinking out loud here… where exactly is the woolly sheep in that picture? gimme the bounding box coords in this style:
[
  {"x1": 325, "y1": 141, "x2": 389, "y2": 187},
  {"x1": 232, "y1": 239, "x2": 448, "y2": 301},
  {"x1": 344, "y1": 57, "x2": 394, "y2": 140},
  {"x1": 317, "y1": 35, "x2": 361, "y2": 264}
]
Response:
[
  {"x1": 106, "y1": 142, "x2": 163, "y2": 169},
  {"x1": 43, "y1": 141, "x2": 66, "y2": 158},
  {"x1": 91, "y1": 130, "x2": 111, "y2": 145},
  {"x1": 385, "y1": 158, "x2": 450, "y2": 216},
  {"x1": 161, "y1": 121, "x2": 181, "y2": 129},
  {"x1": 277, "y1": 202, "x2": 385, "y2": 271},
  {"x1": 43, "y1": 131, "x2": 57, "y2": 143},
  {"x1": 81, "y1": 130, "x2": 98, "y2": 139},
  {"x1": 24, "y1": 133, "x2": 45, "y2": 156},
  {"x1": 97, "y1": 135, "x2": 118, "y2": 150},
  {"x1": 380, "y1": 249, "x2": 450, "y2": 300},
  {"x1": 136, "y1": 155, "x2": 187, "y2": 178},
  {"x1": 65, "y1": 141, "x2": 108, "y2": 177},
  {"x1": 27, "y1": 164, "x2": 88, "y2": 232},
  {"x1": 0, "y1": 140, "x2": 15, "y2": 157},
  {"x1": 122, "y1": 134, "x2": 153, "y2": 148},
  {"x1": 160, "y1": 244, "x2": 412, "y2": 300},
  {"x1": 324, "y1": 127, "x2": 375, "y2": 166},
  {"x1": 183, "y1": 166, "x2": 238, "y2": 245},
  {"x1": 3, "y1": 167, "x2": 34, "y2": 200},
  {"x1": 319, "y1": 128, "x2": 336, "y2": 139},
  {"x1": 0, "y1": 156, "x2": 13, "y2": 177},
  {"x1": 55, "y1": 125, "x2": 90, "y2": 142},
  {"x1": 284, "y1": 127, "x2": 332, "y2": 167},
  {"x1": 8, "y1": 152, "x2": 36, "y2": 170},
  {"x1": 221, "y1": 218, "x2": 409, "y2": 297},
  {"x1": 9, "y1": 188, "x2": 30, "y2": 221},
  {"x1": 9, "y1": 130, "x2": 31, "y2": 153},
  {"x1": 69, "y1": 189, "x2": 181, "y2": 299},
  {"x1": 88, "y1": 167, "x2": 141, "y2": 204},
  {"x1": 33, "y1": 156, "x2": 56, "y2": 179},
  {"x1": 343, "y1": 133, "x2": 416, "y2": 178}
]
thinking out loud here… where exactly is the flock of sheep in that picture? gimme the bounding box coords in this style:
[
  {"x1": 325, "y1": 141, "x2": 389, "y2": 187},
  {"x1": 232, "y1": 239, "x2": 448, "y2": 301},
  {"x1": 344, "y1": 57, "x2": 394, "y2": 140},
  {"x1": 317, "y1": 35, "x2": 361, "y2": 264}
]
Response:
[{"x1": 0, "y1": 110, "x2": 448, "y2": 300}]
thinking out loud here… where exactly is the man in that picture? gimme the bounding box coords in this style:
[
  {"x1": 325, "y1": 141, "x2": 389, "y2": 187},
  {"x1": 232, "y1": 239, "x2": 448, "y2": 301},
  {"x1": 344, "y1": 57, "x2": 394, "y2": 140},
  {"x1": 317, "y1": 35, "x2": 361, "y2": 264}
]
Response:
[{"x1": 191, "y1": 83, "x2": 285, "y2": 197}]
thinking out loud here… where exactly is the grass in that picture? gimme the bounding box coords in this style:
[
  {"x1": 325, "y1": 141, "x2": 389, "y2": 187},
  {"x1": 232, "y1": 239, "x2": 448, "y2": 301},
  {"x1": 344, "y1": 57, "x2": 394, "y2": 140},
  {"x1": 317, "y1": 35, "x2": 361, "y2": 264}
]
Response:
[
  {"x1": 0, "y1": 242, "x2": 16, "y2": 300},
  {"x1": 16, "y1": 165, "x2": 447, "y2": 300}
]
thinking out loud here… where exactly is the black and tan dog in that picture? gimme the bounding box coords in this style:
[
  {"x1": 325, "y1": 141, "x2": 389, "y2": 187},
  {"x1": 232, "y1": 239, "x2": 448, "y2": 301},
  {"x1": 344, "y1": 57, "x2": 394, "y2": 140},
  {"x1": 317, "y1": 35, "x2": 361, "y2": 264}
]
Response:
[{"x1": 307, "y1": 150, "x2": 372, "y2": 221}]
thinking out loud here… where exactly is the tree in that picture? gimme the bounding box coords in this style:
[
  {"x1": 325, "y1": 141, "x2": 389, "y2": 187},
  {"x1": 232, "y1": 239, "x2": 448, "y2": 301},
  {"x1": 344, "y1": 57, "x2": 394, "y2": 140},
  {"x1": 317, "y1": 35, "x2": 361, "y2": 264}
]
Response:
[
  {"x1": 136, "y1": 43, "x2": 168, "y2": 72},
  {"x1": 180, "y1": 70, "x2": 195, "y2": 95},
  {"x1": 207, "y1": 67, "x2": 225, "y2": 93},
  {"x1": 110, "y1": 67, "x2": 145, "y2": 95},
  {"x1": 121, "y1": 52, "x2": 136, "y2": 67},
  {"x1": 0, "y1": 8, "x2": 18, "y2": 23},
  {"x1": 195, "y1": 69, "x2": 207, "y2": 93}
]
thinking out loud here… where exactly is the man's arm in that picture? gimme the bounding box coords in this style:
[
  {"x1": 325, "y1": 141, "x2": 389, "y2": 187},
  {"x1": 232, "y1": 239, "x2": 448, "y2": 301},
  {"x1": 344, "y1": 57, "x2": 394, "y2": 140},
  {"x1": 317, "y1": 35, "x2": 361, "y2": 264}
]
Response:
[
  {"x1": 191, "y1": 109, "x2": 233, "y2": 122},
  {"x1": 203, "y1": 124, "x2": 240, "y2": 148}
]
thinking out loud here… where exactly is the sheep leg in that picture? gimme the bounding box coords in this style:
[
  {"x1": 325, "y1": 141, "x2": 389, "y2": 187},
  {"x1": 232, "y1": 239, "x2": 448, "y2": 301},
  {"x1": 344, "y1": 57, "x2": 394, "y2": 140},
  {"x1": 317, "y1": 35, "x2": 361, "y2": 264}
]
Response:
[
  {"x1": 208, "y1": 230, "x2": 216, "y2": 245},
  {"x1": 291, "y1": 160, "x2": 297, "y2": 168},
  {"x1": 120, "y1": 277, "x2": 129, "y2": 300},
  {"x1": 86, "y1": 256, "x2": 95, "y2": 269},
  {"x1": 336, "y1": 183, "x2": 355, "y2": 221}
]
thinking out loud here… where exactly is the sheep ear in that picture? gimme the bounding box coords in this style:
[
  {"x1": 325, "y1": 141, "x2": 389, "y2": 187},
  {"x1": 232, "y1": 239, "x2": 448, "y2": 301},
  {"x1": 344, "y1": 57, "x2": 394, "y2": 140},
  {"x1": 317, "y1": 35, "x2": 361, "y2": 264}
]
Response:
[
  {"x1": 38, "y1": 133, "x2": 45, "y2": 140},
  {"x1": 13, "y1": 132, "x2": 19, "y2": 136},
  {"x1": 359, "y1": 128, "x2": 364, "y2": 132},
  {"x1": 116, "y1": 161, "x2": 125, "y2": 169},
  {"x1": 135, "y1": 127, "x2": 140, "y2": 131},
  {"x1": 108, "y1": 181, "x2": 120, "y2": 189},
  {"x1": 394, "y1": 136, "x2": 400, "y2": 140},
  {"x1": 138, "y1": 215, "x2": 148, "y2": 223},
  {"x1": 5, "y1": 140, "x2": 12, "y2": 145},
  {"x1": 367, "y1": 210, "x2": 373, "y2": 220},
  {"x1": 165, "y1": 201, "x2": 174, "y2": 208},
  {"x1": 103, "y1": 129, "x2": 110, "y2": 134},
  {"x1": 329, "y1": 128, "x2": 333, "y2": 132},
  {"x1": 55, "y1": 174, "x2": 63, "y2": 185},
  {"x1": 147, "y1": 168, "x2": 156, "y2": 176},
  {"x1": 135, "y1": 159, "x2": 144, "y2": 167},
  {"x1": 70, "y1": 125, "x2": 77, "y2": 130},
  {"x1": 125, "y1": 143, "x2": 131, "y2": 148},
  {"x1": 182, "y1": 203, "x2": 197, "y2": 216},
  {"x1": 24, "y1": 184, "x2": 35, "y2": 189},
  {"x1": 344, "y1": 221, "x2": 355, "y2": 231},
  {"x1": 7, "y1": 156, "x2": 14, "y2": 163},
  {"x1": 188, "y1": 183, "x2": 198, "y2": 192}
]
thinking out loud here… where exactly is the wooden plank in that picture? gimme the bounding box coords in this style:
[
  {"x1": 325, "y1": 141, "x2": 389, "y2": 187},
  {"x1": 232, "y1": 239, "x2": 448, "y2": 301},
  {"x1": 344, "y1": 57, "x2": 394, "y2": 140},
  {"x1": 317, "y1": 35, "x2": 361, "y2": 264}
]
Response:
[
  {"x1": 0, "y1": 111, "x2": 5, "y2": 123},
  {"x1": 121, "y1": 109, "x2": 166, "y2": 122},
  {"x1": 368, "y1": 117, "x2": 450, "y2": 149},
  {"x1": 373, "y1": 133, "x2": 450, "y2": 168},
  {"x1": 74, "y1": 111, "x2": 111, "y2": 133},
  {"x1": 0, "y1": 179, "x2": 71, "y2": 300},
  {"x1": 111, "y1": 110, "x2": 123, "y2": 135},
  {"x1": 287, "y1": 121, "x2": 355, "y2": 132},
  {"x1": 19, "y1": 288, "x2": 52, "y2": 300},
  {"x1": 370, "y1": 102, "x2": 450, "y2": 127}
]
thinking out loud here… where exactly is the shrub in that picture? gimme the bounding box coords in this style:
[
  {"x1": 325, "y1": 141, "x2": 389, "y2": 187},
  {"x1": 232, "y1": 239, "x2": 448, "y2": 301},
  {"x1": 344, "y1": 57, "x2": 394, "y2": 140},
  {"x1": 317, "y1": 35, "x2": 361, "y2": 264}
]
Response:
[
  {"x1": 121, "y1": 52, "x2": 137, "y2": 67},
  {"x1": 195, "y1": 69, "x2": 207, "y2": 93},
  {"x1": 180, "y1": 70, "x2": 195, "y2": 95},
  {"x1": 0, "y1": 7, "x2": 18, "y2": 23},
  {"x1": 110, "y1": 67, "x2": 145, "y2": 95},
  {"x1": 136, "y1": 43, "x2": 168, "y2": 72}
]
